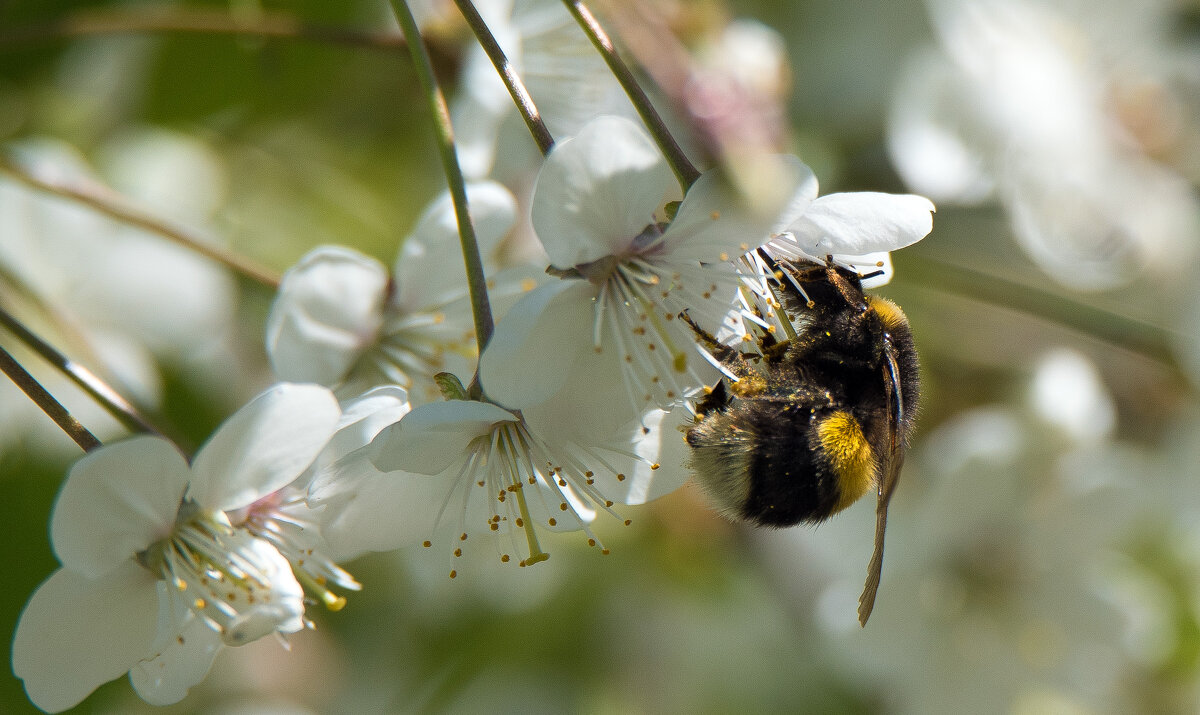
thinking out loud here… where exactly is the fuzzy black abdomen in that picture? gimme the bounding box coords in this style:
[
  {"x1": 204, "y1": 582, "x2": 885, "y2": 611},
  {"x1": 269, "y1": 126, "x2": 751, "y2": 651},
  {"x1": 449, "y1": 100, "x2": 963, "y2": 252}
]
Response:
[{"x1": 734, "y1": 398, "x2": 846, "y2": 527}]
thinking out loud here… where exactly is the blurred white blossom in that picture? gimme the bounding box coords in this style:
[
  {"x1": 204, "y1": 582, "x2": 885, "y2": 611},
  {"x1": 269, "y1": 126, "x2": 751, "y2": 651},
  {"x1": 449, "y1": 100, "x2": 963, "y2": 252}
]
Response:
[
  {"x1": 265, "y1": 182, "x2": 518, "y2": 404},
  {"x1": 0, "y1": 133, "x2": 238, "y2": 453},
  {"x1": 1029, "y1": 348, "x2": 1116, "y2": 444},
  {"x1": 756, "y1": 392, "x2": 1147, "y2": 713},
  {"x1": 888, "y1": 0, "x2": 1200, "y2": 289}
]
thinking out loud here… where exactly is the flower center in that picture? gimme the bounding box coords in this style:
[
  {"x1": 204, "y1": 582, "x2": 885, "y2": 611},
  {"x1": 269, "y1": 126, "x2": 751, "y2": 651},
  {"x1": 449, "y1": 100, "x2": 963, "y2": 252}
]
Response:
[
  {"x1": 232, "y1": 489, "x2": 361, "y2": 612},
  {"x1": 136, "y1": 500, "x2": 306, "y2": 647},
  {"x1": 428, "y1": 417, "x2": 641, "y2": 573}
]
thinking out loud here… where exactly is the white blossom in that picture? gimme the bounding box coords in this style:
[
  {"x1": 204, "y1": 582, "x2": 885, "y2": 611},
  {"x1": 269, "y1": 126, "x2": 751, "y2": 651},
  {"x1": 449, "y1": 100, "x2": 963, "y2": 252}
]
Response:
[
  {"x1": 12, "y1": 384, "x2": 347, "y2": 711},
  {"x1": 887, "y1": 0, "x2": 1200, "y2": 289},
  {"x1": 479, "y1": 115, "x2": 815, "y2": 415},
  {"x1": 265, "y1": 182, "x2": 518, "y2": 403}
]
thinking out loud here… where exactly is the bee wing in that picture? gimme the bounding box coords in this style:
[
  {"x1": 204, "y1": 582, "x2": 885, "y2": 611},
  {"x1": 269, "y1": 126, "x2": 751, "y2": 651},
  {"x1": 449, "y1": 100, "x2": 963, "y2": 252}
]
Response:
[{"x1": 857, "y1": 345, "x2": 906, "y2": 626}]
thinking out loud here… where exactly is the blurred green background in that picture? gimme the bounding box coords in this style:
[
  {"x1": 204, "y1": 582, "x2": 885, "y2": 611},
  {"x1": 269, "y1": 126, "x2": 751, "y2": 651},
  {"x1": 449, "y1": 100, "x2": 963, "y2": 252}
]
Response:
[{"x1": 3, "y1": 1, "x2": 1200, "y2": 713}]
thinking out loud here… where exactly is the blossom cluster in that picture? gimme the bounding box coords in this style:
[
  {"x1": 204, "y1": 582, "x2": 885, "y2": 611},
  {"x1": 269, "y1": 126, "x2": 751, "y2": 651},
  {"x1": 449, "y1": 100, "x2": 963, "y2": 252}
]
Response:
[{"x1": 7, "y1": 4, "x2": 937, "y2": 712}]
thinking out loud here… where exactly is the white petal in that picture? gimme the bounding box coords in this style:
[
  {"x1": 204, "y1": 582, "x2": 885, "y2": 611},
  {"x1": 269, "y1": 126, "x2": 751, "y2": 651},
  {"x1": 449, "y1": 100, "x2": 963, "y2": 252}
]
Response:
[
  {"x1": 661, "y1": 155, "x2": 817, "y2": 262},
  {"x1": 532, "y1": 116, "x2": 675, "y2": 267},
  {"x1": 526, "y1": 405, "x2": 692, "y2": 507},
  {"x1": 518, "y1": 341, "x2": 646, "y2": 443},
  {"x1": 478, "y1": 279, "x2": 595, "y2": 410},
  {"x1": 13, "y1": 563, "x2": 160, "y2": 713},
  {"x1": 615, "y1": 408, "x2": 692, "y2": 505},
  {"x1": 369, "y1": 399, "x2": 519, "y2": 475},
  {"x1": 129, "y1": 616, "x2": 222, "y2": 706},
  {"x1": 786, "y1": 192, "x2": 935, "y2": 256},
  {"x1": 628, "y1": 407, "x2": 696, "y2": 503},
  {"x1": 189, "y1": 384, "x2": 341, "y2": 511},
  {"x1": 309, "y1": 454, "x2": 448, "y2": 560},
  {"x1": 265, "y1": 246, "x2": 390, "y2": 386},
  {"x1": 520, "y1": 476, "x2": 596, "y2": 532},
  {"x1": 394, "y1": 182, "x2": 518, "y2": 309},
  {"x1": 321, "y1": 385, "x2": 412, "y2": 466},
  {"x1": 51, "y1": 436, "x2": 189, "y2": 578}
]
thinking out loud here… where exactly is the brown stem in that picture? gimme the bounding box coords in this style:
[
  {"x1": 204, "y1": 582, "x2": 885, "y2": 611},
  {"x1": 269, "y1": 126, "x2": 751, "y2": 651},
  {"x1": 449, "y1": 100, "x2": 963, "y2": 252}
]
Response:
[
  {"x1": 453, "y1": 0, "x2": 555, "y2": 156},
  {"x1": 561, "y1": 0, "x2": 700, "y2": 189},
  {"x1": 0, "y1": 306, "x2": 162, "y2": 437},
  {"x1": 0, "y1": 345, "x2": 102, "y2": 452}
]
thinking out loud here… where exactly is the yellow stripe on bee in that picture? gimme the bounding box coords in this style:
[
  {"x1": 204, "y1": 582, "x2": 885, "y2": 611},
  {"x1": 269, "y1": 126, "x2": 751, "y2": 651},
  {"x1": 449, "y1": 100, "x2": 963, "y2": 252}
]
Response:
[
  {"x1": 817, "y1": 411, "x2": 874, "y2": 513},
  {"x1": 866, "y1": 296, "x2": 908, "y2": 333}
]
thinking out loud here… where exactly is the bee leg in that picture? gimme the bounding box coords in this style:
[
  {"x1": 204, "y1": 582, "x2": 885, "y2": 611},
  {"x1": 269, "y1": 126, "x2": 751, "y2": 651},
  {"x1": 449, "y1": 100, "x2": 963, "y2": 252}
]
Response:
[
  {"x1": 822, "y1": 255, "x2": 870, "y2": 312},
  {"x1": 680, "y1": 311, "x2": 742, "y2": 365}
]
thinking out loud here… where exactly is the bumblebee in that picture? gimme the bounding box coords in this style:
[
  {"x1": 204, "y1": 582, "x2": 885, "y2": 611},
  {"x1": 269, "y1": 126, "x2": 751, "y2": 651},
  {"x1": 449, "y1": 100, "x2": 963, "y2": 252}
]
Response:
[{"x1": 684, "y1": 255, "x2": 919, "y2": 625}]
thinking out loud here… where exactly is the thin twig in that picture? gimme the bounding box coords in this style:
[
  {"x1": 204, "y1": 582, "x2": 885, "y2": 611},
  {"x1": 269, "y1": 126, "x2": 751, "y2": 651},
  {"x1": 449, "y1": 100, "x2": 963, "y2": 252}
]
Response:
[
  {"x1": 561, "y1": 0, "x2": 700, "y2": 189},
  {"x1": 453, "y1": 0, "x2": 555, "y2": 156},
  {"x1": 0, "y1": 157, "x2": 282, "y2": 289},
  {"x1": 391, "y1": 0, "x2": 496, "y2": 374},
  {"x1": 0, "y1": 345, "x2": 102, "y2": 452},
  {"x1": 0, "y1": 306, "x2": 162, "y2": 437},
  {"x1": 0, "y1": 7, "x2": 406, "y2": 50}
]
